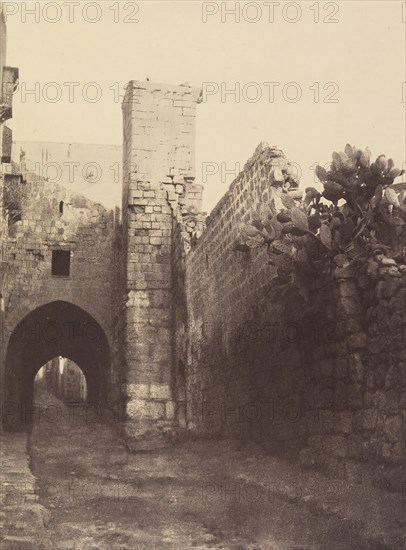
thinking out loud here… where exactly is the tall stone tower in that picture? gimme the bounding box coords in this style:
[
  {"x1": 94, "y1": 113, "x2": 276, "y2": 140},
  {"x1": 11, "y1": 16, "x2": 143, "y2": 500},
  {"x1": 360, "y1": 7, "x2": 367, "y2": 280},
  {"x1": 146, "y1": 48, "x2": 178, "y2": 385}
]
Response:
[{"x1": 121, "y1": 80, "x2": 201, "y2": 444}]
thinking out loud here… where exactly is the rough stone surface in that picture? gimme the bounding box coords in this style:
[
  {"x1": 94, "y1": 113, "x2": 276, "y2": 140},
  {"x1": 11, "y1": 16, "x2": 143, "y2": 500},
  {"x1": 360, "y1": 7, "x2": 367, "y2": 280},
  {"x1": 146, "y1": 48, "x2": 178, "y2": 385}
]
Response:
[
  {"x1": 1, "y1": 66, "x2": 405, "y2": 490},
  {"x1": 172, "y1": 142, "x2": 406, "y2": 491},
  {"x1": 0, "y1": 434, "x2": 52, "y2": 549}
]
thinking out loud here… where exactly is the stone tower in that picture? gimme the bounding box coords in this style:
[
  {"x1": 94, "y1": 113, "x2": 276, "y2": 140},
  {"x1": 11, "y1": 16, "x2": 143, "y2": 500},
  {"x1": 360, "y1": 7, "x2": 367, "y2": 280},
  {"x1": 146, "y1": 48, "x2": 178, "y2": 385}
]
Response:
[{"x1": 121, "y1": 80, "x2": 202, "y2": 444}]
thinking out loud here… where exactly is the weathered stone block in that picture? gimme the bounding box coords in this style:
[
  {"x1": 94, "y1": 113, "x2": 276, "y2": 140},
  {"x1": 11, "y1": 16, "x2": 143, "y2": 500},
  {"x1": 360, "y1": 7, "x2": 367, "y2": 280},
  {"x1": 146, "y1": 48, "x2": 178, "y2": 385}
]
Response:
[
  {"x1": 385, "y1": 365, "x2": 400, "y2": 389},
  {"x1": 383, "y1": 416, "x2": 401, "y2": 443},
  {"x1": 363, "y1": 409, "x2": 378, "y2": 431},
  {"x1": 338, "y1": 281, "x2": 358, "y2": 298},
  {"x1": 345, "y1": 461, "x2": 363, "y2": 484},
  {"x1": 165, "y1": 401, "x2": 175, "y2": 420},
  {"x1": 331, "y1": 435, "x2": 347, "y2": 458},
  {"x1": 319, "y1": 389, "x2": 334, "y2": 408},
  {"x1": 348, "y1": 353, "x2": 364, "y2": 382},
  {"x1": 380, "y1": 465, "x2": 405, "y2": 491},
  {"x1": 347, "y1": 434, "x2": 362, "y2": 459},
  {"x1": 127, "y1": 398, "x2": 148, "y2": 418},
  {"x1": 126, "y1": 383, "x2": 150, "y2": 399},
  {"x1": 347, "y1": 384, "x2": 363, "y2": 409},
  {"x1": 362, "y1": 437, "x2": 382, "y2": 459},
  {"x1": 146, "y1": 401, "x2": 165, "y2": 419},
  {"x1": 334, "y1": 357, "x2": 348, "y2": 379},
  {"x1": 339, "y1": 297, "x2": 361, "y2": 315},
  {"x1": 157, "y1": 327, "x2": 172, "y2": 344},
  {"x1": 319, "y1": 358, "x2": 333, "y2": 377},
  {"x1": 335, "y1": 411, "x2": 352, "y2": 435},
  {"x1": 365, "y1": 371, "x2": 374, "y2": 390},
  {"x1": 334, "y1": 383, "x2": 347, "y2": 411},
  {"x1": 384, "y1": 390, "x2": 399, "y2": 414},
  {"x1": 347, "y1": 332, "x2": 367, "y2": 351},
  {"x1": 374, "y1": 391, "x2": 386, "y2": 410},
  {"x1": 149, "y1": 383, "x2": 171, "y2": 400},
  {"x1": 363, "y1": 391, "x2": 374, "y2": 407}
]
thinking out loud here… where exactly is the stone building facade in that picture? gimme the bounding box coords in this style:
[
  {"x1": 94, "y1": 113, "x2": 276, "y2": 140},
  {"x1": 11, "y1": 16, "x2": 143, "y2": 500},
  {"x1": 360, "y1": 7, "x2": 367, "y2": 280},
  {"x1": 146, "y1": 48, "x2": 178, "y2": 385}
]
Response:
[
  {"x1": 1, "y1": 174, "x2": 115, "y2": 429},
  {"x1": 0, "y1": 2, "x2": 19, "y2": 424},
  {"x1": 0, "y1": 9, "x2": 404, "y2": 490}
]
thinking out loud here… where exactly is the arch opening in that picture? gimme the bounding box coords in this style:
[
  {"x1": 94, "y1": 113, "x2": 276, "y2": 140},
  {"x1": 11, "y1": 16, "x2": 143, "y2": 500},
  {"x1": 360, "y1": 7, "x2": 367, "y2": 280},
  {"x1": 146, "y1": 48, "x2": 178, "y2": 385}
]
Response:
[
  {"x1": 34, "y1": 357, "x2": 88, "y2": 404},
  {"x1": 3, "y1": 300, "x2": 110, "y2": 432}
]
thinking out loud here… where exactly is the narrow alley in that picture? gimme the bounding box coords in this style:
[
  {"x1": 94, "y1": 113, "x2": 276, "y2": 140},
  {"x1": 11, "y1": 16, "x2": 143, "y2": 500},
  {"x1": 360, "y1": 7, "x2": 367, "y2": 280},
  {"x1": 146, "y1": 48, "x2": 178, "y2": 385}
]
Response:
[{"x1": 1, "y1": 388, "x2": 404, "y2": 549}]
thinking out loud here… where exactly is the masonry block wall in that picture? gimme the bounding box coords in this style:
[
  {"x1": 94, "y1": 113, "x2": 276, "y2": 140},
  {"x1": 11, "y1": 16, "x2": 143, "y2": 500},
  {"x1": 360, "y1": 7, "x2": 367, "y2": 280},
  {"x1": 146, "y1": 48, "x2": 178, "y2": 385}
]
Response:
[
  {"x1": 121, "y1": 81, "x2": 202, "y2": 442},
  {"x1": 0, "y1": 5, "x2": 19, "y2": 429},
  {"x1": 2, "y1": 177, "x2": 114, "y2": 338},
  {"x1": 361, "y1": 271, "x2": 405, "y2": 488},
  {"x1": 174, "y1": 143, "x2": 406, "y2": 491},
  {"x1": 297, "y1": 266, "x2": 405, "y2": 490},
  {"x1": 176, "y1": 144, "x2": 327, "y2": 450},
  {"x1": 1, "y1": 175, "x2": 116, "y2": 428},
  {"x1": 302, "y1": 267, "x2": 406, "y2": 489}
]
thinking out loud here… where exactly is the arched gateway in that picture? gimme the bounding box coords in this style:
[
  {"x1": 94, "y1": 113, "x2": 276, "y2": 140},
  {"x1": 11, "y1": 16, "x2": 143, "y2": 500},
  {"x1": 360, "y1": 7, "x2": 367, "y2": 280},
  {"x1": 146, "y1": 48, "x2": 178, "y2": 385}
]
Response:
[
  {"x1": 1, "y1": 79, "x2": 203, "y2": 444},
  {"x1": 3, "y1": 301, "x2": 110, "y2": 431}
]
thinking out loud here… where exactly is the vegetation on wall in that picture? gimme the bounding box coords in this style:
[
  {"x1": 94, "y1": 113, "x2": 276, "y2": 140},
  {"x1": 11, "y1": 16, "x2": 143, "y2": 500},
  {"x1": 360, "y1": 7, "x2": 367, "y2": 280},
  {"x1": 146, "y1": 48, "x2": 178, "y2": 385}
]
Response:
[{"x1": 237, "y1": 145, "x2": 405, "y2": 300}]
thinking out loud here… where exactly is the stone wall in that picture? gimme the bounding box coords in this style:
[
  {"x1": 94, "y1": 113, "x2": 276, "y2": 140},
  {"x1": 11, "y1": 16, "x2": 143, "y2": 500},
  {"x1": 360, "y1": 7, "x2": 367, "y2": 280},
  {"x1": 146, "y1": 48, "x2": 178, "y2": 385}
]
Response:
[
  {"x1": 2, "y1": 176, "x2": 115, "y2": 342},
  {"x1": 360, "y1": 268, "x2": 406, "y2": 489},
  {"x1": 0, "y1": 173, "x2": 117, "y2": 429},
  {"x1": 173, "y1": 142, "x2": 406, "y2": 491},
  {"x1": 0, "y1": 4, "x2": 18, "y2": 431},
  {"x1": 298, "y1": 265, "x2": 406, "y2": 490},
  {"x1": 175, "y1": 144, "x2": 327, "y2": 449},
  {"x1": 120, "y1": 81, "x2": 202, "y2": 445}
]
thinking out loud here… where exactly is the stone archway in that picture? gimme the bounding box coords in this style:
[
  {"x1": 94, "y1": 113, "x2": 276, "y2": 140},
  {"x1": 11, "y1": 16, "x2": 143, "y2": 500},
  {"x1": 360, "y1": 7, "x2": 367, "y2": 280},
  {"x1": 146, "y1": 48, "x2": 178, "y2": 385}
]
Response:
[{"x1": 3, "y1": 300, "x2": 111, "y2": 431}]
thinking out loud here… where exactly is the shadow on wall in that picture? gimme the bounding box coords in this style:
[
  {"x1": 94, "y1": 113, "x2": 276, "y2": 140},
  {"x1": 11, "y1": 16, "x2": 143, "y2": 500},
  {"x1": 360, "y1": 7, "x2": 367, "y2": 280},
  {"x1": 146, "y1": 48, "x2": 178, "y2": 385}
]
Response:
[{"x1": 3, "y1": 300, "x2": 110, "y2": 431}]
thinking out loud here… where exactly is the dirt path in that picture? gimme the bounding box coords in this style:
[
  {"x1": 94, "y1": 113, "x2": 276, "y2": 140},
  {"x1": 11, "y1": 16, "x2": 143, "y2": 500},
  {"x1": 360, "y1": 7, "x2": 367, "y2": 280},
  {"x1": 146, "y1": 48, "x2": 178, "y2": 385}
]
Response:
[
  {"x1": 0, "y1": 432, "x2": 52, "y2": 549},
  {"x1": 26, "y1": 390, "x2": 405, "y2": 550}
]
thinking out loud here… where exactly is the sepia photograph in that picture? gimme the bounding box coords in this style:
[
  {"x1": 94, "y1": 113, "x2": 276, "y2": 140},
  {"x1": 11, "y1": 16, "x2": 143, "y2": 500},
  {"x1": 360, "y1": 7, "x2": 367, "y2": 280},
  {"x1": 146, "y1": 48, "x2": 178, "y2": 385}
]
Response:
[{"x1": 0, "y1": 1, "x2": 405, "y2": 548}]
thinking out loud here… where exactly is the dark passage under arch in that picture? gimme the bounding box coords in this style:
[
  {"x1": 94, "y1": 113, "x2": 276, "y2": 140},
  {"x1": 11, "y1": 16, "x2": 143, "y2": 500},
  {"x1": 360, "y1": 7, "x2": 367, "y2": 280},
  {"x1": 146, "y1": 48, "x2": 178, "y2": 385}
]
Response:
[{"x1": 3, "y1": 300, "x2": 110, "y2": 431}]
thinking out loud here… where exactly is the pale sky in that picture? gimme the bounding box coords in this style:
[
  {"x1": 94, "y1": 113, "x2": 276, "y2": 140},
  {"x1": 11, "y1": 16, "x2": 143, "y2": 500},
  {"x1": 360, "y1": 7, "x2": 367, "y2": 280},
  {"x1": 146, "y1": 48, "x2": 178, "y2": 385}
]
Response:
[{"x1": 4, "y1": 0, "x2": 406, "y2": 212}]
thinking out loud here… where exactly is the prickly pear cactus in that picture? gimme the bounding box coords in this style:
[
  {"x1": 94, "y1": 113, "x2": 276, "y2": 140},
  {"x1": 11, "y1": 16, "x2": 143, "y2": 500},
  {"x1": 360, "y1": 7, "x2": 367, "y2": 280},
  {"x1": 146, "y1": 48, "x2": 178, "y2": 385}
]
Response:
[{"x1": 236, "y1": 144, "x2": 405, "y2": 300}]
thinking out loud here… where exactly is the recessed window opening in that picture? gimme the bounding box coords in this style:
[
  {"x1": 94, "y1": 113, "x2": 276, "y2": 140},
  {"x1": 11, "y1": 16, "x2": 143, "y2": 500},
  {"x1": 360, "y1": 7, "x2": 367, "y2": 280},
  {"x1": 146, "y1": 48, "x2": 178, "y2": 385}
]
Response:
[{"x1": 52, "y1": 250, "x2": 70, "y2": 276}]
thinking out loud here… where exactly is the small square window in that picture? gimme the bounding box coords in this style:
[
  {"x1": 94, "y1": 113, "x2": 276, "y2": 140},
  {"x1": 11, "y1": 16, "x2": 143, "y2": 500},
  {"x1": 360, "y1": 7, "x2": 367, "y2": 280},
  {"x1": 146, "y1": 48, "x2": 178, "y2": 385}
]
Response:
[{"x1": 52, "y1": 250, "x2": 70, "y2": 276}]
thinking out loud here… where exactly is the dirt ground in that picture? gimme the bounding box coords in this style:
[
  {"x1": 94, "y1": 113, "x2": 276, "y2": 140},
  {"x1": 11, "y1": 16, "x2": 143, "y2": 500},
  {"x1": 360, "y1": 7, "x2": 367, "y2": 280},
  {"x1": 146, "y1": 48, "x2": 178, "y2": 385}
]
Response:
[{"x1": 25, "y1": 389, "x2": 405, "y2": 550}]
